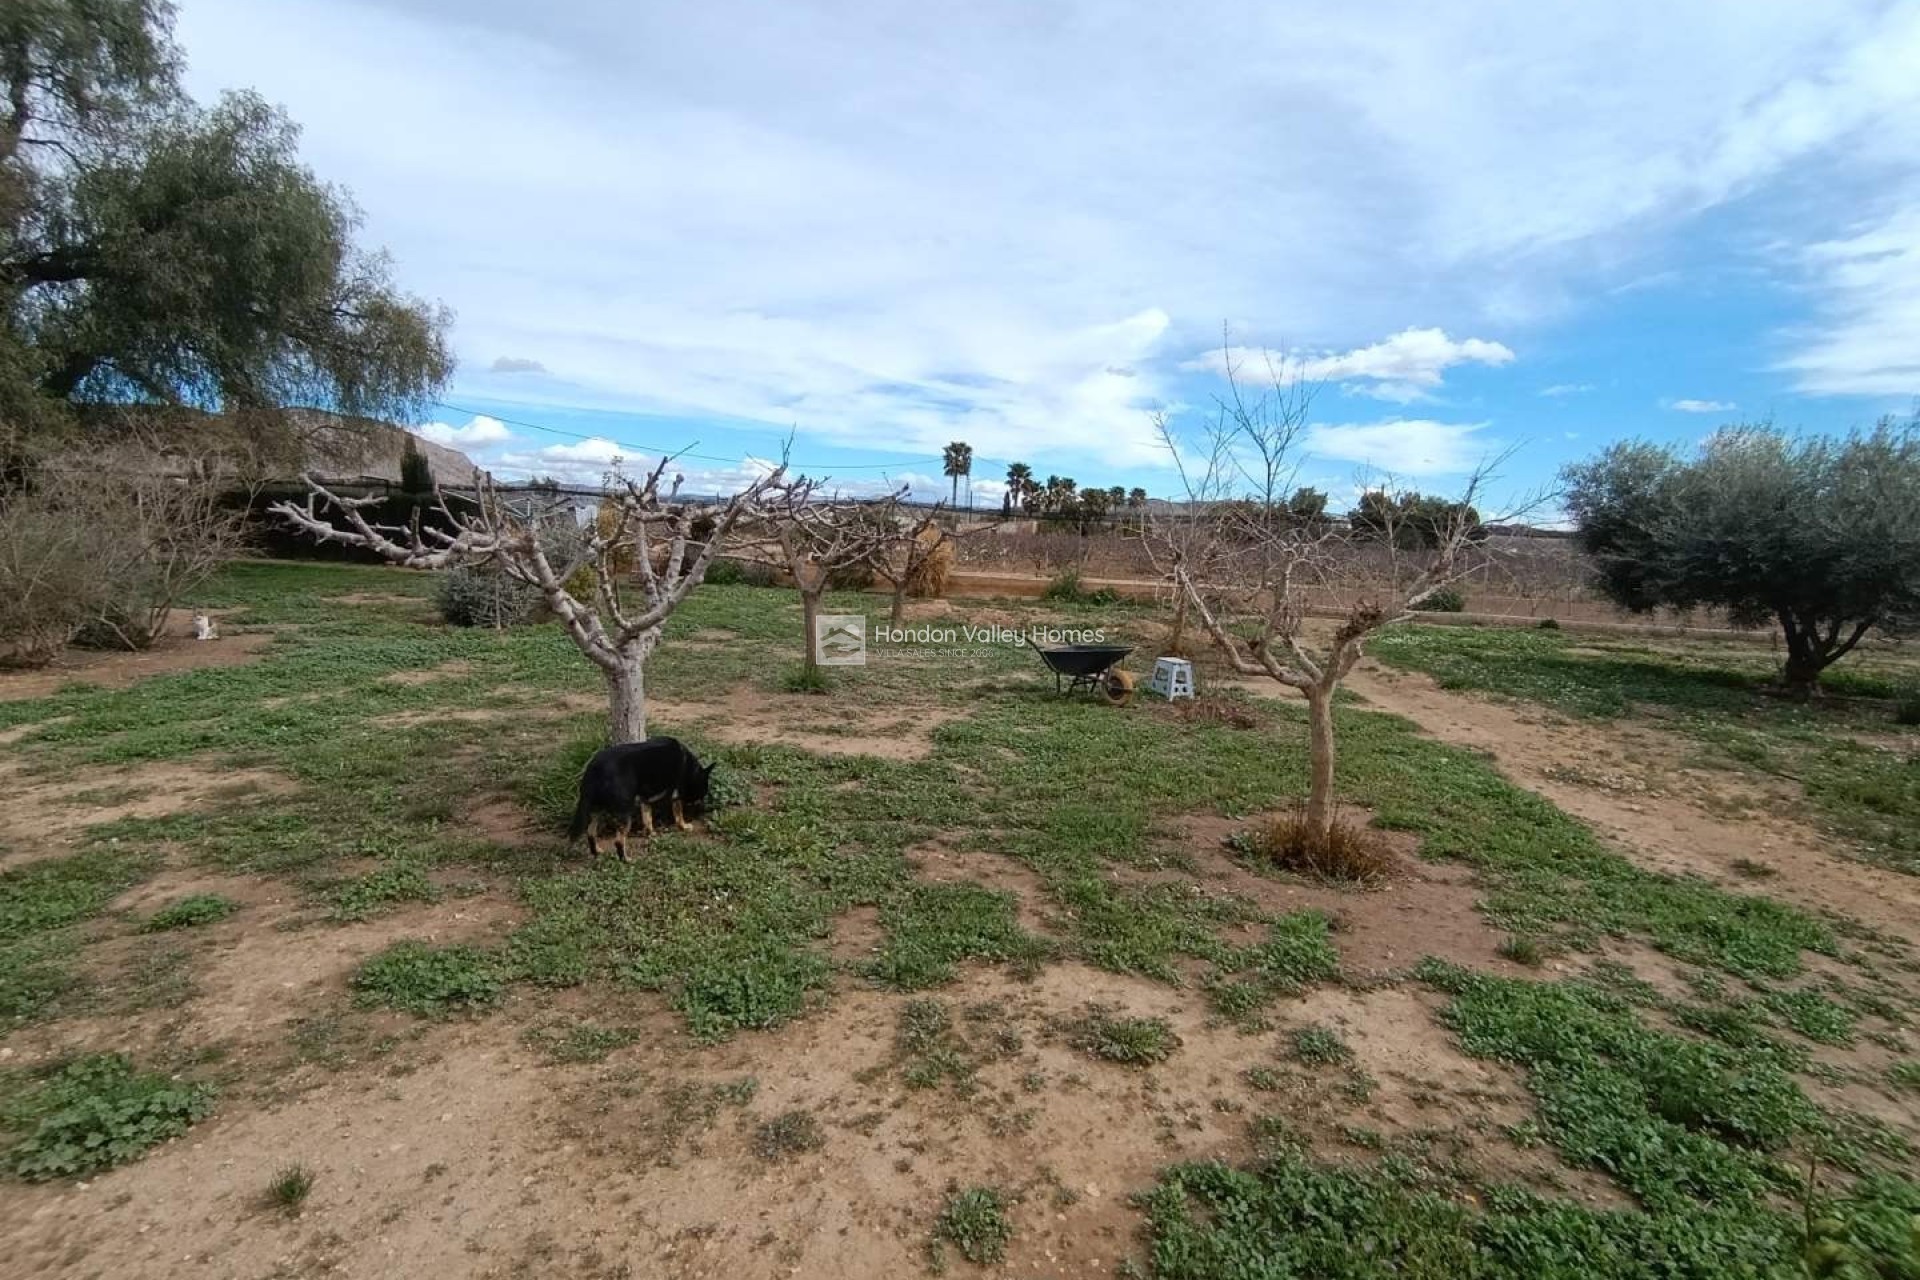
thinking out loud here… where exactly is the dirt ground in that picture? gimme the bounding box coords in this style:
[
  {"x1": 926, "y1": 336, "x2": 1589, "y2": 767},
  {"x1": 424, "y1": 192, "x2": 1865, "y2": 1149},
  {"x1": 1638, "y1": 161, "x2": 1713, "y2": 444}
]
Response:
[{"x1": 1, "y1": 607, "x2": 1915, "y2": 1278}]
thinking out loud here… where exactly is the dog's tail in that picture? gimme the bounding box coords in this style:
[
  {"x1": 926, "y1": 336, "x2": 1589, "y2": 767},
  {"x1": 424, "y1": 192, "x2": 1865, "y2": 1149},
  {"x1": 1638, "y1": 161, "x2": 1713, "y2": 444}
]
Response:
[{"x1": 567, "y1": 793, "x2": 592, "y2": 843}]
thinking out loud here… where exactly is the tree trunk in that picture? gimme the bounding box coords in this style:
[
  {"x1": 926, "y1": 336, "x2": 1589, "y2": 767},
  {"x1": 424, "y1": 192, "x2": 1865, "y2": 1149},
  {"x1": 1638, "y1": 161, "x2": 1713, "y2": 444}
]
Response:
[
  {"x1": 607, "y1": 662, "x2": 646, "y2": 743},
  {"x1": 800, "y1": 587, "x2": 822, "y2": 677},
  {"x1": 604, "y1": 633, "x2": 657, "y2": 743},
  {"x1": 1303, "y1": 684, "x2": 1337, "y2": 842},
  {"x1": 1168, "y1": 592, "x2": 1188, "y2": 655},
  {"x1": 890, "y1": 581, "x2": 907, "y2": 626},
  {"x1": 1777, "y1": 611, "x2": 1823, "y2": 700}
]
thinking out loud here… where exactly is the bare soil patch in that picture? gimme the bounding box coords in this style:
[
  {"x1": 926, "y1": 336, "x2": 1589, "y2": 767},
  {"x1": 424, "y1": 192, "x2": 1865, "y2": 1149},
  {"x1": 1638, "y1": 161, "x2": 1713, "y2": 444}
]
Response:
[
  {"x1": 0, "y1": 758, "x2": 297, "y2": 865},
  {"x1": 654, "y1": 684, "x2": 964, "y2": 761},
  {"x1": 1345, "y1": 663, "x2": 1920, "y2": 942},
  {"x1": 0, "y1": 613, "x2": 270, "y2": 702}
]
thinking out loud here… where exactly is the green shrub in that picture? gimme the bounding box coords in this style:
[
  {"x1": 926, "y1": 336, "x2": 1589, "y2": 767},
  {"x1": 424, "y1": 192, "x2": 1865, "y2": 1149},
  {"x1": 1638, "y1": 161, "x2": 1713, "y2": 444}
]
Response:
[
  {"x1": 1413, "y1": 585, "x2": 1466, "y2": 613},
  {"x1": 1536, "y1": 617, "x2": 1561, "y2": 630},
  {"x1": 141, "y1": 893, "x2": 238, "y2": 932},
  {"x1": 2, "y1": 1053, "x2": 214, "y2": 1180},
  {"x1": 704, "y1": 558, "x2": 778, "y2": 587},
  {"x1": 1894, "y1": 696, "x2": 1920, "y2": 727},
  {"x1": 353, "y1": 941, "x2": 502, "y2": 1015},
  {"x1": 435, "y1": 563, "x2": 542, "y2": 628}
]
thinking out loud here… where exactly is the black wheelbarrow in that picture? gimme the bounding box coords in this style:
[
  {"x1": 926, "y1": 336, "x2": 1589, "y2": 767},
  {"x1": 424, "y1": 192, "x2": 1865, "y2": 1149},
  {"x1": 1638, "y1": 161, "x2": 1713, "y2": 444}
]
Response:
[{"x1": 1026, "y1": 639, "x2": 1136, "y2": 703}]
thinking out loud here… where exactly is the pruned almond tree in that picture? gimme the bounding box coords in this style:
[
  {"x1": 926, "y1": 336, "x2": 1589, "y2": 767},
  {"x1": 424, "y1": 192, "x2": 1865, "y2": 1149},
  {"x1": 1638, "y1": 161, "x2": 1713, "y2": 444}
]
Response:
[
  {"x1": 744, "y1": 480, "x2": 908, "y2": 680},
  {"x1": 271, "y1": 457, "x2": 790, "y2": 741},
  {"x1": 1146, "y1": 346, "x2": 1536, "y2": 844}
]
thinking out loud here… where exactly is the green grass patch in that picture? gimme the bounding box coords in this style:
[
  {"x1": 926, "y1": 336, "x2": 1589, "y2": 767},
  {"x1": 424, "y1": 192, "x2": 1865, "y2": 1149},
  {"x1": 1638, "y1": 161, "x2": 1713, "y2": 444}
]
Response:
[
  {"x1": 1140, "y1": 1154, "x2": 1920, "y2": 1279},
  {"x1": 352, "y1": 941, "x2": 502, "y2": 1015},
  {"x1": 1, "y1": 1053, "x2": 215, "y2": 1180},
  {"x1": 141, "y1": 893, "x2": 239, "y2": 932},
  {"x1": 1290, "y1": 1025, "x2": 1352, "y2": 1066},
  {"x1": 864, "y1": 881, "x2": 1049, "y2": 989}
]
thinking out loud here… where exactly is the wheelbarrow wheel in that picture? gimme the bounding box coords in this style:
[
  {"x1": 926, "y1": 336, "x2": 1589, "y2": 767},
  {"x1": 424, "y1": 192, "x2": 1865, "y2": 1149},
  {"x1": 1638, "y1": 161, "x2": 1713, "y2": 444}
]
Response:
[{"x1": 1101, "y1": 668, "x2": 1135, "y2": 706}]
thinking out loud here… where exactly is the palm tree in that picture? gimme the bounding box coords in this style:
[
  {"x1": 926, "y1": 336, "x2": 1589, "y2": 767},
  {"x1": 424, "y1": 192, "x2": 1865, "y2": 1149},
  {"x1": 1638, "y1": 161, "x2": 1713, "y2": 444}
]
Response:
[
  {"x1": 943, "y1": 442, "x2": 973, "y2": 510},
  {"x1": 1127, "y1": 487, "x2": 1147, "y2": 508},
  {"x1": 1005, "y1": 461, "x2": 1033, "y2": 513}
]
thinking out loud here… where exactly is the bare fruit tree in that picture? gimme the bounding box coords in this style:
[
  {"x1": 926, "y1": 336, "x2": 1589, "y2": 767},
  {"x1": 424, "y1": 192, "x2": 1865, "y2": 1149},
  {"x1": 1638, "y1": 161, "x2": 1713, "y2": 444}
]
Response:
[
  {"x1": 272, "y1": 457, "x2": 789, "y2": 741},
  {"x1": 747, "y1": 481, "x2": 907, "y2": 679},
  {"x1": 1147, "y1": 346, "x2": 1535, "y2": 843}
]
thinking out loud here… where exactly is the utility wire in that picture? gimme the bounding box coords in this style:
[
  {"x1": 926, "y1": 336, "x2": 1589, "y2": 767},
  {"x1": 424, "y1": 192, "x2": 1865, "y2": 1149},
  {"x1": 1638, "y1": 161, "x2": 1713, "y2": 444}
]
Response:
[{"x1": 429, "y1": 399, "x2": 950, "y2": 473}]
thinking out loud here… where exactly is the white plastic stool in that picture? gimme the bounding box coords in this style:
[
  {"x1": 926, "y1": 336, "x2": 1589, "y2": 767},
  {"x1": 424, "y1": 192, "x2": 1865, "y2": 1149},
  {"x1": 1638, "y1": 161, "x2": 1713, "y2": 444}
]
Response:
[{"x1": 1147, "y1": 657, "x2": 1196, "y2": 701}]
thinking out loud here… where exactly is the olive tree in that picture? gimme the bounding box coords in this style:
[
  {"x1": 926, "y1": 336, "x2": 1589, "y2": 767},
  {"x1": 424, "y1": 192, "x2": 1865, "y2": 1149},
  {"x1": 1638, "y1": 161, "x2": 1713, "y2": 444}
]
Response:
[
  {"x1": 272, "y1": 459, "x2": 791, "y2": 742},
  {"x1": 1564, "y1": 418, "x2": 1920, "y2": 696}
]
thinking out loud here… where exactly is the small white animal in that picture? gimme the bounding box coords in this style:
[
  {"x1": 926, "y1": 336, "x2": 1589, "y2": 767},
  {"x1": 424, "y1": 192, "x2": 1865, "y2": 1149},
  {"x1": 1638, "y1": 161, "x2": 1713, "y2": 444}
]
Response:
[{"x1": 193, "y1": 613, "x2": 219, "y2": 641}]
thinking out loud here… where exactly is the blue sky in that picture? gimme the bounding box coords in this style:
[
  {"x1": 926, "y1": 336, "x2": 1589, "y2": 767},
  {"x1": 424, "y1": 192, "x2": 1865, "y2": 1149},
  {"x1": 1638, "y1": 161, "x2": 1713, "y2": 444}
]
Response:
[{"x1": 173, "y1": 0, "x2": 1920, "y2": 511}]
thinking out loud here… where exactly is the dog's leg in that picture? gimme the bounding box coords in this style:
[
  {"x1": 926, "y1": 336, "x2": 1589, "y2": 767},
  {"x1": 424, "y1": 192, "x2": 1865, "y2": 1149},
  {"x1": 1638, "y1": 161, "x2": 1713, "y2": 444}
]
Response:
[
  {"x1": 672, "y1": 796, "x2": 690, "y2": 831},
  {"x1": 639, "y1": 803, "x2": 656, "y2": 839},
  {"x1": 585, "y1": 814, "x2": 601, "y2": 860},
  {"x1": 613, "y1": 816, "x2": 631, "y2": 863}
]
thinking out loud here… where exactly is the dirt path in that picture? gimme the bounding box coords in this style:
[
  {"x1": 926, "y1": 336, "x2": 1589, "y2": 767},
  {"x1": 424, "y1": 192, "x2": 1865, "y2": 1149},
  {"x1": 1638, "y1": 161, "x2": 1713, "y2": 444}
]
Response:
[{"x1": 1345, "y1": 662, "x2": 1920, "y2": 941}]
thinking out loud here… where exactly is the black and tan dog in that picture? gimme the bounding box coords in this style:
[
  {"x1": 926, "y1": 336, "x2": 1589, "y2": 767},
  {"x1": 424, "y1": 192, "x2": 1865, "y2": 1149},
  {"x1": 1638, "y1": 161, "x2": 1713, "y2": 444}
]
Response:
[{"x1": 567, "y1": 736, "x2": 713, "y2": 860}]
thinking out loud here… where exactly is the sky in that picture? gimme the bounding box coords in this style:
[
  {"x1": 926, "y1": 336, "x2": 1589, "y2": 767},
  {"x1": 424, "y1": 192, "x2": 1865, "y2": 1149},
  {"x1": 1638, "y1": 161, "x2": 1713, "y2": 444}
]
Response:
[{"x1": 174, "y1": 0, "x2": 1920, "y2": 511}]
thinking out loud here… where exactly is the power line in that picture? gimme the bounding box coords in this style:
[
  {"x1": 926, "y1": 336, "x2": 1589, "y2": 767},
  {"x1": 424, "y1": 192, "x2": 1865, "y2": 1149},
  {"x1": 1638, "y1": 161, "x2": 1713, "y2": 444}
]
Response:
[{"x1": 429, "y1": 399, "x2": 950, "y2": 473}]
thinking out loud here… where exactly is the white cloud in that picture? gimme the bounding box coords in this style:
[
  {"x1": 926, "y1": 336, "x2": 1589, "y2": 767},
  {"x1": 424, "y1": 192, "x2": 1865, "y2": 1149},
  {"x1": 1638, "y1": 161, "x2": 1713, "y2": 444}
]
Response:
[
  {"x1": 1190, "y1": 328, "x2": 1514, "y2": 403},
  {"x1": 414, "y1": 415, "x2": 513, "y2": 446},
  {"x1": 171, "y1": 0, "x2": 1920, "y2": 451},
  {"x1": 1539, "y1": 383, "x2": 1594, "y2": 397},
  {"x1": 1775, "y1": 203, "x2": 1920, "y2": 395},
  {"x1": 489, "y1": 356, "x2": 548, "y2": 374},
  {"x1": 1665, "y1": 399, "x2": 1737, "y2": 413},
  {"x1": 1301, "y1": 420, "x2": 1492, "y2": 476}
]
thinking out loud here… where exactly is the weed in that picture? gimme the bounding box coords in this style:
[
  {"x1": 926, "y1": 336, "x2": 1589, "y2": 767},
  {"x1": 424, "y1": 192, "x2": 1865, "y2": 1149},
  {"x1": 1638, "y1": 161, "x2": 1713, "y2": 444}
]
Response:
[
  {"x1": 1887, "y1": 1061, "x2": 1920, "y2": 1093},
  {"x1": 1498, "y1": 935, "x2": 1545, "y2": 966},
  {"x1": 1244, "y1": 1066, "x2": 1283, "y2": 1092},
  {"x1": 141, "y1": 893, "x2": 239, "y2": 932},
  {"x1": 753, "y1": 1109, "x2": 825, "y2": 1161},
  {"x1": 328, "y1": 862, "x2": 439, "y2": 921},
  {"x1": 1067, "y1": 1006, "x2": 1179, "y2": 1065},
  {"x1": 931, "y1": 1185, "x2": 1012, "y2": 1268},
  {"x1": 1290, "y1": 1025, "x2": 1352, "y2": 1066},
  {"x1": 1761, "y1": 988, "x2": 1858, "y2": 1046},
  {"x1": 1730, "y1": 858, "x2": 1779, "y2": 880},
  {"x1": 1233, "y1": 814, "x2": 1398, "y2": 887},
  {"x1": 1412, "y1": 586, "x2": 1466, "y2": 613},
  {"x1": 1, "y1": 1053, "x2": 214, "y2": 1180},
  {"x1": 1204, "y1": 911, "x2": 1340, "y2": 1020},
  {"x1": 267, "y1": 1163, "x2": 316, "y2": 1213},
  {"x1": 520, "y1": 1021, "x2": 638, "y2": 1064},
  {"x1": 352, "y1": 941, "x2": 502, "y2": 1015},
  {"x1": 781, "y1": 664, "x2": 832, "y2": 695}
]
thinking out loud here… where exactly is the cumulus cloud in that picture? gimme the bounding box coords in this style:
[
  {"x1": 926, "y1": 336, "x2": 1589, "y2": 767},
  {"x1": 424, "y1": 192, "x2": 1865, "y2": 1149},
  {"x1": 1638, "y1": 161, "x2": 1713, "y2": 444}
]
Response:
[
  {"x1": 1301, "y1": 419, "x2": 1492, "y2": 476},
  {"x1": 1666, "y1": 399, "x2": 1736, "y2": 413},
  {"x1": 414, "y1": 415, "x2": 512, "y2": 447},
  {"x1": 1190, "y1": 328, "x2": 1514, "y2": 403},
  {"x1": 489, "y1": 356, "x2": 548, "y2": 374}
]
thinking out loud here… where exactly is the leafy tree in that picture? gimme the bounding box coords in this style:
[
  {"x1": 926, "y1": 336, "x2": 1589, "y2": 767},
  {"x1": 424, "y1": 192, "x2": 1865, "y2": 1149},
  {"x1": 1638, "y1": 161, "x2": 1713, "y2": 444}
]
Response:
[
  {"x1": 1349, "y1": 489, "x2": 1484, "y2": 548},
  {"x1": 1127, "y1": 486, "x2": 1147, "y2": 509},
  {"x1": 2, "y1": 2, "x2": 450, "y2": 442},
  {"x1": 1286, "y1": 486, "x2": 1328, "y2": 523},
  {"x1": 1563, "y1": 419, "x2": 1920, "y2": 695}
]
